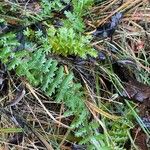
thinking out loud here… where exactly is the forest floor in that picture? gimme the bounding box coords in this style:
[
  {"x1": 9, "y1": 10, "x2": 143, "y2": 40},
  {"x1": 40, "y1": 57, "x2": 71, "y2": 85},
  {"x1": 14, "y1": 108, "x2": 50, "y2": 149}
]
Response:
[{"x1": 0, "y1": 0, "x2": 150, "y2": 150}]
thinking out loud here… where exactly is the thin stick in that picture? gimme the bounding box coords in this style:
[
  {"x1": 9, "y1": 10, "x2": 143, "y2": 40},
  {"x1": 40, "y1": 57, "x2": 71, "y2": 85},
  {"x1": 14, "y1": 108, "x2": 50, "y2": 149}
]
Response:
[{"x1": 25, "y1": 81, "x2": 71, "y2": 129}]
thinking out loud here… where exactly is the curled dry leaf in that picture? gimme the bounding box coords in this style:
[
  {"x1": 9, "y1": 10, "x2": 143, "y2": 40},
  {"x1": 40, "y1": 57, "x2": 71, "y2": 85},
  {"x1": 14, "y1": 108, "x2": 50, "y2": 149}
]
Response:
[
  {"x1": 93, "y1": 12, "x2": 123, "y2": 38},
  {"x1": 122, "y1": 80, "x2": 150, "y2": 103},
  {"x1": 5, "y1": 89, "x2": 26, "y2": 107}
]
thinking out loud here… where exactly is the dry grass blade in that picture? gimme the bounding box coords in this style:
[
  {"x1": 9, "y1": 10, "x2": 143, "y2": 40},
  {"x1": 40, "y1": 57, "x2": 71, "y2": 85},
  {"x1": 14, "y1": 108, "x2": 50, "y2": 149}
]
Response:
[
  {"x1": 86, "y1": 101, "x2": 120, "y2": 120},
  {"x1": 33, "y1": 130, "x2": 54, "y2": 150},
  {"x1": 25, "y1": 81, "x2": 71, "y2": 129},
  {"x1": 96, "y1": 0, "x2": 143, "y2": 27},
  {"x1": 80, "y1": 73, "x2": 120, "y2": 120},
  {"x1": 87, "y1": 106, "x2": 110, "y2": 140},
  {"x1": 99, "y1": 0, "x2": 119, "y2": 13}
]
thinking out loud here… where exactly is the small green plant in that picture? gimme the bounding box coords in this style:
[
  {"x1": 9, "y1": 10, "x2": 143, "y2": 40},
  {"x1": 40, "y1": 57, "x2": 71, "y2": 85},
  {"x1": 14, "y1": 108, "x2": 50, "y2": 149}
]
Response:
[
  {"x1": 47, "y1": 26, "x2": 97, "y2": 58},
  {"x1": 0, "y1": 31, "x2": 89, "y2": 128},
  {"x1": 74, "y1": 105, "x2": 134, "y2": 150},
  {"x1": 63, "y1": 0, "x2": 94, "y2": 32},
  {"x1": 64, "y1": 11, "x2": 85, "y2": 32},
  {"x1": 72, "y1": 0, "x2": 93, "y2": 16}
]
